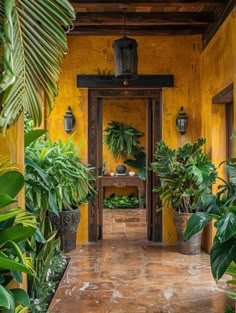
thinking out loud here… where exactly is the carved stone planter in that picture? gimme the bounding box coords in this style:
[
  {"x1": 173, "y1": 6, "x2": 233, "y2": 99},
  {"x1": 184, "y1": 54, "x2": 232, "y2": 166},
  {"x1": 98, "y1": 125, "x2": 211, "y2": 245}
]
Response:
[
  {"x1": 173, "y1": 212, "x2": 202, "y2": 255},
  {"x1": 49, "y1": 208, "x2": 81, "y2": 253}
]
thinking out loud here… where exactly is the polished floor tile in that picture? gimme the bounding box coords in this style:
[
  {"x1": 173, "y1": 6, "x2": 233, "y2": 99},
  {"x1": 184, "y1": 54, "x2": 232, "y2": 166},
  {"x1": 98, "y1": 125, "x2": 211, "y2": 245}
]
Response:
[{"x1": 48, "y1": 209, "x2": 233, "y2": 313}]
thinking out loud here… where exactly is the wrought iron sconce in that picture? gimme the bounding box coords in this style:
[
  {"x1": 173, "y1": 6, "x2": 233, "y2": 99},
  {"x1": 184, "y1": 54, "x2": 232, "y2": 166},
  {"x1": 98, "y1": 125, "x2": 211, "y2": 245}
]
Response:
[
  {"x1": 176, "y1": 107, "x2": 188, "y2": 135},
  {"x1": 113, "y1": 10, "x2": 138, "y2": 86},
  {"x1": 64, "y1": 106, "x2": 75, "y2": 133}
]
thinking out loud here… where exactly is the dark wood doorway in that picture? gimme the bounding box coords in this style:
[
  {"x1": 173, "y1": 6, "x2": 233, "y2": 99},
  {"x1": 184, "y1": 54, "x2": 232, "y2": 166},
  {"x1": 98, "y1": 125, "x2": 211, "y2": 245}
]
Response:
[{"x1": 88, "y1": 89, "x2": 162, "y2": 242}]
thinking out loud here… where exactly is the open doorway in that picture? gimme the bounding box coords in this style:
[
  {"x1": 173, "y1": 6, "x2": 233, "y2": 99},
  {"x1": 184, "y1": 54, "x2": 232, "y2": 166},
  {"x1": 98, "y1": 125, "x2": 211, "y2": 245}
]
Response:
[
  {"x1": 102, "y1": 97, "x2": 147, "y2": 240},
  {"x1": 88, "y1": 89, "x2": 162, "y2": 242}
]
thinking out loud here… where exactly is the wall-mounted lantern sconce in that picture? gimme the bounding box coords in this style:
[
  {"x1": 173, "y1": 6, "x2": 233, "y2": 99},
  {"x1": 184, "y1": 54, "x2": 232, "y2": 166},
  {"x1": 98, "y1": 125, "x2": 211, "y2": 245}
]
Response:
[
  {"x1": 176, "y1": 106, "x2": 188, "y2": 135},
  {"x1": 64, "y1": 106, "x2": 75, "y2": 133},
  {"x1": 113, "y1": 11, "x2": 138, "y2": 86}
]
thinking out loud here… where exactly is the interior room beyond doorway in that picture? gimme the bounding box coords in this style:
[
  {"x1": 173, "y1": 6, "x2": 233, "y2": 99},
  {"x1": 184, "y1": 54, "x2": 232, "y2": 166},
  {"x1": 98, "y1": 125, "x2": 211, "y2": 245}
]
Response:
[{"x1": 102, "y1": 98, "x2": 147, "y2": 241}]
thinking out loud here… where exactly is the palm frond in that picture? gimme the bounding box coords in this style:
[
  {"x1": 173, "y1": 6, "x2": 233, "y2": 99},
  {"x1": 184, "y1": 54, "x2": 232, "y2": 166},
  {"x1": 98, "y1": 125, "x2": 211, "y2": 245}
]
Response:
[{"x1": 0, "y1": 0, "x2": 75, "y2": 131}]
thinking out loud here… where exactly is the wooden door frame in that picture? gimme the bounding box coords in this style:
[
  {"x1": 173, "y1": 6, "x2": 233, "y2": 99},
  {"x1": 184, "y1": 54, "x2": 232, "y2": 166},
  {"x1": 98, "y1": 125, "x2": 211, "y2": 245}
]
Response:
[{"x1": 88, "y1": 89, "x2": 162, "y2": 242}]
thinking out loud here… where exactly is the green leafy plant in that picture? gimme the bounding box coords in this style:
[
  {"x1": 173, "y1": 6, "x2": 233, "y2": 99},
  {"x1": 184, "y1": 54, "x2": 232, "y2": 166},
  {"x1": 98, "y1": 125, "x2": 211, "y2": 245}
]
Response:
[
  {"x1": 224, "y1": 307, "x2": 235, "y2": 313},
  {"x1": 0, "y1": 158, "x2": 37, "y2": 313},
  {"x1": 25, "y1": 136, "x2": 96, "y2": 214},
  {"x1": 28, "y1": 240, "x2": 67, "y2": 313},
  {"x1": 151, "y1": 138, "x2": 217, "y2": 213},
  {"x1": 104, "y1": 121, "x2": 144, "y2": 159},
  {"x1": 124, "y1": 148, "x2": 146, "y2": 180},
  {"x1": 103, "y1": 193, "x2": 139, "y2": 209},
  {"x1": 184, "y1": 158, "x2": 236, "y2": 281},
  {"x1": 0, "y1": 0, "x2": 75, "y2": 132}
]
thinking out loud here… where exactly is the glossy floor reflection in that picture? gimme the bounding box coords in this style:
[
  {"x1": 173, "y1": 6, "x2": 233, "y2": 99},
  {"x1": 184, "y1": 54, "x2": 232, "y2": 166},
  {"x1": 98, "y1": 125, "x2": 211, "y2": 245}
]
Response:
[{"x1": 48, "y1": 209, "x2": 232, "y2": 313}]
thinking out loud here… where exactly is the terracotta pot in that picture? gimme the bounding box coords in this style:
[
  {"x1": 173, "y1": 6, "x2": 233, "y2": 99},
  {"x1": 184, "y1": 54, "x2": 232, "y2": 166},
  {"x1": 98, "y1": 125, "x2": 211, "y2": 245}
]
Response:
[
  {"x1": 49, "y1": 208, "x2": 80, "y2": 253},
  {"x1": 173, "y1": 212, "x2": 202, "y2": 255}
]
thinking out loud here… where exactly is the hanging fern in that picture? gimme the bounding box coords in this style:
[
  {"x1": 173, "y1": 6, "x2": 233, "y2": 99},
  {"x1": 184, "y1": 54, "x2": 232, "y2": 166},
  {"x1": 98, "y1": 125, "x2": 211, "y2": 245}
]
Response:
[{"x1": 104, "y1": 120, "x2": 144, "y2": 159}]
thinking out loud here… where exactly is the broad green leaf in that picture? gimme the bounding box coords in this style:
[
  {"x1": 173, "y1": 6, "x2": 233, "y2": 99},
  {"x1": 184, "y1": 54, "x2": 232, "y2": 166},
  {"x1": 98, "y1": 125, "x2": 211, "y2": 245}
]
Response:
[
  {"x1": 184, "y1": 212, "x2": 213, "y2": 240},
  {"x1": 11, "y1": 270, "x2": 22, "y2": 284},
  {"x1": 24, "y1": 129, "x2": 47, "y2": 148},
  {"x1": 210, "y1": 237, "x2": 236, "y2": 281},
  {"x1": 0, "y1": 254, "x2": 32, "y2": 275},
  {"x1": 215, "y1": 212, "x2": 236, "y2": 243},
  {"x1": 0, "y1": 285, "x2": 11, "y2": 309},
  {"x1": 0, "y1": 171, "x2": 24, "y2": 198},
  {"x1": 11, "y1": 289, "x2": 30, "y2": 307},
  {"x1": 0, "y1": 225, "x2": 35, "y2": 245},
  {"x1": 34, "y1": 228, "x2": 46, "y2": 244},
  {"x1": 0, "y1": 194, "x2": 16, "y2": 209}
]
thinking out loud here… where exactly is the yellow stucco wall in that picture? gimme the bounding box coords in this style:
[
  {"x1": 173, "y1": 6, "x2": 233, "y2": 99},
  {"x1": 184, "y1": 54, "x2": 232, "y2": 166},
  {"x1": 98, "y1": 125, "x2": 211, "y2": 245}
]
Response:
[
  {"x1": 200, "y1": 8, "x2": 236, "y2": 251},
  {"x1": 0, "y1": 114, "x2": 25, "y2": 206},
  {"x1": 201, "y1": 8, "x2": 236, "y2": 155},
  {"x1": 48, "y1": 34, "x2": 202, "y2": 245}
]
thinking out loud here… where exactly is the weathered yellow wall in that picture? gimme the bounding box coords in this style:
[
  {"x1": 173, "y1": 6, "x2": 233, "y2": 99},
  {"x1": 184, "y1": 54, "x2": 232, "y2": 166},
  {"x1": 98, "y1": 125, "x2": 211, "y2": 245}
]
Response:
[
  {"x1": 0, "y1": 114, "x2": 25, "y2": 206},
  {"x1": 200, "y1": 8, "x2": 236, "y2": 252},
  {"x1": 48, "y1": 34, "x2": 202, "y2": 245},
  {"x1": 201, "y1": 8, "x2": 236, "y2": 155}
]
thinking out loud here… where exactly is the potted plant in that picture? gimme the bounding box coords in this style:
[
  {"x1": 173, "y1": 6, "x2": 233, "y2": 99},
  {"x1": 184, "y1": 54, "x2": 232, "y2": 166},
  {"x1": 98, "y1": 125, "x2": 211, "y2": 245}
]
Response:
[
  {"x1": 184, "y1": 158, "x2": 236, "y2": 279},
  {"x1": 151, "y1": 138, "x2": 217, "y2": 254},
  {"x1": 25, "y1": 136, "x2": 96, "y2": 252}
]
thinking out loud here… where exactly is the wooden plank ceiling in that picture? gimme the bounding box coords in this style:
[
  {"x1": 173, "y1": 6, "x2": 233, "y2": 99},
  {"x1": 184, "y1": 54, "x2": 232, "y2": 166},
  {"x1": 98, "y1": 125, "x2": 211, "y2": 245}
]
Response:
[{"x1": 70, "y1": 0, "x2": 235, "y2": 47}]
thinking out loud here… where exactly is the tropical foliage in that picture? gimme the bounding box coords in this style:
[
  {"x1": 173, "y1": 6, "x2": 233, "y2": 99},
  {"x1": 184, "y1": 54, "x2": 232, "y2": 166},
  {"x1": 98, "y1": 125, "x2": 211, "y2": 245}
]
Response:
[
  {"x1": 184, "y1": 158, "x2": 236, "y2": 281},
  {"x1": 124, "y1": 148, "x2": 146, "y2": 180},
  {"x1": 25, "y1": 136, "x2": 96, "y2": 214},
  {"x1": 0, "y1": 0, "x2": 75, "y2": 132},
  {"x1": 151, "y1": 138, "x2": 217, "y2": 213},
  {"x1": 28, "y1": 240, "x2": 67, "y2": 313},
  {"x1": 104, "y1": 121, "x2": 144, "y2": 159},
  {"x1": 0, "y1": 159, "x2": 37, "y2": 313}
]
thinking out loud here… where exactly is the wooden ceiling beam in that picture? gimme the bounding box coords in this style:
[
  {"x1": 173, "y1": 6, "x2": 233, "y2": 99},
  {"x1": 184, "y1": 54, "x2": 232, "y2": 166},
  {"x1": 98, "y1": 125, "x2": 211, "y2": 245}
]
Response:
[
  {"x1": 71, "y1": 0, "x2": 225, "y2": 6},
  {"x1": 75, "y1": 12, "x2": 215, "y2": 26},
  {"x1": 202, "y1": 0, "x2": 236, "y2": 48},
  {"x1": 70, "y1": 25, "x2": 207, "y2": 35}
]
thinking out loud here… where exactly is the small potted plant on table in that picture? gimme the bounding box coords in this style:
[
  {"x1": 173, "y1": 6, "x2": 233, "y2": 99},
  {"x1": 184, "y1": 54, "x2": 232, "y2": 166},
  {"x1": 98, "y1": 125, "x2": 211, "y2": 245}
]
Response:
[{"x1": 151, "y1": 138, "x2": 217, "y2": 254}]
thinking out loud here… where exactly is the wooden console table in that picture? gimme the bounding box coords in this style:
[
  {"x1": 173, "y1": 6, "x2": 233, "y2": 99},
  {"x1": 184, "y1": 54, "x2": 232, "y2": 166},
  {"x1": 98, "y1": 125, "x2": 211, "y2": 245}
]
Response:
[{"x1": 99, "y1": 176, "x2": 146, "y2": 209}]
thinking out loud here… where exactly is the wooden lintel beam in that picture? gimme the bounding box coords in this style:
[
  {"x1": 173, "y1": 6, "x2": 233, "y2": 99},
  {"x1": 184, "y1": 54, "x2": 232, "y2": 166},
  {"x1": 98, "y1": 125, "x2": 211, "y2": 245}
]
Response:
[
  {"x1": 75, "y1": 12, "x2": 215, "y2": 26},
  {"x1": 71, "y1": 0, "x2": 226, "y2": 6},
  {"x1": 77, "y1": 75, "x2": 174, "y2": 88}
]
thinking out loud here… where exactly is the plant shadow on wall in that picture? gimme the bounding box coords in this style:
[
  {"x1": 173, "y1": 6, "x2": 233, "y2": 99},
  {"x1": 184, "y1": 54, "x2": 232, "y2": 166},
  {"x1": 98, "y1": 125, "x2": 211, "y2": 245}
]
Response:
[
  {"x1": 104, "y1": 120, "x2": 146, "y2": 180},
  {"x1": 151, "y1": 138, "x2": 217, "y2": 255}
]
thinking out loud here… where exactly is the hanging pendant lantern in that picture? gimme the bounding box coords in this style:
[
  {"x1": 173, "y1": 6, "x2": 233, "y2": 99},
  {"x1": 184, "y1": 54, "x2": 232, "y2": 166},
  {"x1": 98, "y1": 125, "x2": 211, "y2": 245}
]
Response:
[{"x1": 113, "y1": 35, "x2": 138, "y2": 84}]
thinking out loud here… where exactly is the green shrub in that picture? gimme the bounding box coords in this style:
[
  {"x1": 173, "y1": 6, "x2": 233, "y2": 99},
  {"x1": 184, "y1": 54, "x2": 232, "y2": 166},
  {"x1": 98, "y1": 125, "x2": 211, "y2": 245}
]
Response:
[{"x1": 103, "y1": 193, "x2": 139, "y2": 209}]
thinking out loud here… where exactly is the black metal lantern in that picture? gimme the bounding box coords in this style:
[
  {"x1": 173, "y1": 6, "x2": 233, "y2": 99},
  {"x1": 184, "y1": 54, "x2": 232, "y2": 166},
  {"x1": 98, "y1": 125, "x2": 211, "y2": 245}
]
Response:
[
  {"x1": 113, "y1": 35, "x2": 138, "y2": 85},
  {"x1": 64, "y1": 106, "x2": 75, "y2": 133},
  {"x1": 176, "y1": 107, "x2": 188, "y2": 135}
]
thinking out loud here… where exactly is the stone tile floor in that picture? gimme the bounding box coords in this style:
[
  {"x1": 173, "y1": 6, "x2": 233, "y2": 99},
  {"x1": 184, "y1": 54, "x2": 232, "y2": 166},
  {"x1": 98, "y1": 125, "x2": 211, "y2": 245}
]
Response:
[{"x1": 48, "y1": 209, "x2": 233, "y2": 313}]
